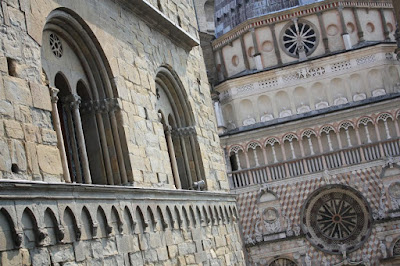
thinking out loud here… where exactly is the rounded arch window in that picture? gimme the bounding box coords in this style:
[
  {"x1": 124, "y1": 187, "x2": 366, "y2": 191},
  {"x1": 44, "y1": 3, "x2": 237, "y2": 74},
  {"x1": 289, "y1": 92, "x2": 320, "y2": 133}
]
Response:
[
  {"x1": 280, "y1": 19, "x2": 319, "y2": 58},
  {"x1": 301, "y1": 184, "x2": 372, "y2": 255},
  {"x1": 269, "y1": 258, "x2": 297, "y2": 266}
]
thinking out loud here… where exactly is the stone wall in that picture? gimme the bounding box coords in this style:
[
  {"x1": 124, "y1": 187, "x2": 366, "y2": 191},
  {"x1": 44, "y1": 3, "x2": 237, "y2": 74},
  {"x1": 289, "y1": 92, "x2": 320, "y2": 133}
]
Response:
[{"x1": 0, "y1": 0, "x2": 230, "y2": 191}]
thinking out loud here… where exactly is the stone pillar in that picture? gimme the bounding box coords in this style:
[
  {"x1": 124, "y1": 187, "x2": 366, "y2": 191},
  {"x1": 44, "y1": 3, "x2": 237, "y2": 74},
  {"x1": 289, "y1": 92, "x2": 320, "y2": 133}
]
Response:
[
  {"x1": 270, "y1": 23, "x2": 282, "y2": 65},
  {"x1": 178, "y1": 132, "x2": 193, "y2": 188},
  {"x1": 93, "y1": 103, "x2": 114, "y2": 185},
  {"x1": 317, "y1": 12, "x2": 330, "y2": 53},
  {"x1": 240, "y1": 35, "x2": 250, "y2": 70},
  {"x1": 338, "y1": 6, "x2": 352, "y2": 50},
  {"x1": 213, "y1": 100, "x2": 226, "y2": 130},
  {"x1": 250, "y1": 29, "x2": 263, "y2": 70},
  {"x1": 67, "y1": 94, "x2": 92, "y2": 184},
  {"x1": 379, "y1": 9, "x2": 390, "y2": 41},
  {"x1": 50, "y1": 87, "x2": 71, "y2": 183},
  {"x1": 352, "y1": 7, "x2": 365, "y2": 43},
  {"x1": 166, "y1": 126, "x2": 181, "y2": 189},
  {"x1": 108, "y1": 99, "x2": 128, "y2": 185},
  {"x1": 217, "y1": 49, "x2": 228, "y2": 79}
]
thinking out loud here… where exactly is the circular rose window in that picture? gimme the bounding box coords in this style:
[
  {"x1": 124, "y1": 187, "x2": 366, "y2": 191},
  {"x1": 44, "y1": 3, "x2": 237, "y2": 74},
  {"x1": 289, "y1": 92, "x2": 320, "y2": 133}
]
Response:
[
  {"x1": 280, "y1": 19, "x2": 319, "y2": 58},
  {"x1": 301, "y1": 185, "x2": 372, "y2": 255}
]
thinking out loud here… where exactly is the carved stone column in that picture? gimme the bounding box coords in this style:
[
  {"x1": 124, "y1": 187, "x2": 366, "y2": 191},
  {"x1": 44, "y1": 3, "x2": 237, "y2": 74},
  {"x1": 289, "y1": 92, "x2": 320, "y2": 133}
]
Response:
[
  {"x1": 217, "y1": 49, "x2": 228, "y2": 79},
  {"x1": 250, "y1": 29, "x2": 263, "y2": 70},
  {"x1": 338, "y1": 6, "x2": 352, "y2": 50},
  {"x1": 379, "y1": 9, "x2": 390, "y2": 41},
  {"x1": 240, "y1": 35, "x2": 250, "y2": 70},
  {"x1": 352, "y1": 7, "x2": 365, "y2": 43},
  {"x1": 165, "y1": 126, "x2": 181, "y2": 189},
  {"x1": 317, "y1": 12, "x2": 330, "y2": 53},
  {"x1": 49, "y1": 87, "x2": 71, "y2": 183},
  {"x1": 270, "y1": 23, "x2": 282, "y2": 65},
  {"x1": 67, "y1": 94, "x2": 92, "y2": 184}
]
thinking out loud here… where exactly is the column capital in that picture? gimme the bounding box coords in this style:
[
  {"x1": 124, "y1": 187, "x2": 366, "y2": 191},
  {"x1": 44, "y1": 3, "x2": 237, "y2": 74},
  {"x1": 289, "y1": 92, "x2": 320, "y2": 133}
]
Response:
[
  {"x1": 172, "y1": 126, "x2": 196, "y2": 137},
  {"x1": 65, "y1": 94, "x2": 82, "y2": 109},
  {"x1": 49, "y1": 87, "x2": 60, "y2": 103}
]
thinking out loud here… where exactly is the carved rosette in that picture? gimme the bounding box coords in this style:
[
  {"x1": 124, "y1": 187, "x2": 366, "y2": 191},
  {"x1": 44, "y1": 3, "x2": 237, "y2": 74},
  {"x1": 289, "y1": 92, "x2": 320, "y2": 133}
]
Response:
[{"x1": 301, "y1": 184, "x2": 372, "y2": 255}]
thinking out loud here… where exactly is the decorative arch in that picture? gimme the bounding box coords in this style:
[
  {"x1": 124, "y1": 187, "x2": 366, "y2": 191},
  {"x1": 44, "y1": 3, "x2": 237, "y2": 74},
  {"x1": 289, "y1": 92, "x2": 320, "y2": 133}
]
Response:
[
  {"x1": 155, "y1": 65, "x2": 204, "y2": 190},
  {"x1": 42, "y1": 8, "x2": 131, "y2": 185}
]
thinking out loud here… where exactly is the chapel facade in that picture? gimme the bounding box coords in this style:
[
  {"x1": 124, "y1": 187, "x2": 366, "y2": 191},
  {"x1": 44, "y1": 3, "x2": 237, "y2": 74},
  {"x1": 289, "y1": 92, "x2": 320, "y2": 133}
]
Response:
[
  {"x1": 0, "y1": 0, "x2": 246, "y2": 265},
  {"x1": 208, "y1": 0, "x2": 400, "y2": 265}
]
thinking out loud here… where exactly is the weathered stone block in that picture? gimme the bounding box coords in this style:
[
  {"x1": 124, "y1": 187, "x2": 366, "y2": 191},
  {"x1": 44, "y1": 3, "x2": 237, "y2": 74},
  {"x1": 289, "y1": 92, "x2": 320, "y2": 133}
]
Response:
[
  {"x1": 167, "y1": 245, "x2": 178, "y2": 259},
  {"x1": 10, "y1": 139, "x2": 27, "y2": 172},
  {"x1": 49, "y1": 244, "x2": 75, "y2": 263},
  {"x1": 3, "y1": 76, "x2": 32, "y2": 106},
  {"x1": 157, "y1": 247, "x2": 169, "y2": 261},
  {"x1": 41, "y1": 128, "x2": 57, "y2": 145},
  {"x1": 23, "y1": 124, "x2": 39, "y2": 142},
  {"x1": 4, "y1": 119, "x2": 24, "y2": 139},
  {"x1": 0, "y1": 100, "x2": 14, "y2": 118},
  {"x1": 1, "y1": 250, "x2": 22, "y2": 266},
  {"x1": 129, "y1": 252, "x2": 144, "y2": 266},
  {"x1": 30, "y1": 82, "x2": 51, "y2": 111},
  {"x1": 36, "y1": 144, "x2": 63, "y2": 175},
  {"x1": 0, "y1": 139, "x2": 11, "y2": 172}
]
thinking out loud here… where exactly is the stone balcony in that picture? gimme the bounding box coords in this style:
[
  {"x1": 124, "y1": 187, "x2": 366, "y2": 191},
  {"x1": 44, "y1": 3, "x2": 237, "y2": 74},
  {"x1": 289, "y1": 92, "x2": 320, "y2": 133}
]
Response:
[
  {"x1": 0, "y1": 183, "x2": 243, "y2": 264},
  {"x1": 228, "y1": 138, "x2": 400, "y2": 190}
]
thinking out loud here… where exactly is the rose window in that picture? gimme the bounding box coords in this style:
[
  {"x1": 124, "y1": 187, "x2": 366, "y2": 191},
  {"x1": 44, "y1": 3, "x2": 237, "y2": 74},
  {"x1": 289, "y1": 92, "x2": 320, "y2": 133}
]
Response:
[
  {"x1": 301, "y1": 185, "x2": 372, "y2": 255},
  {"x1": 50, "y1": 33, "x2": 63, "y2": 58},
  {"x1": 281, "y1": 19, "x2": 319, "y2": 58}
]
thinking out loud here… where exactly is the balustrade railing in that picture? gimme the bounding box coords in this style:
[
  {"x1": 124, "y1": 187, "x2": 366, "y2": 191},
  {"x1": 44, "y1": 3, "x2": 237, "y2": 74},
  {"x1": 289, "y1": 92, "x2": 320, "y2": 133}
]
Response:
[{"x1": 228, "y1": 138, "x2": 400, "y2": 189}]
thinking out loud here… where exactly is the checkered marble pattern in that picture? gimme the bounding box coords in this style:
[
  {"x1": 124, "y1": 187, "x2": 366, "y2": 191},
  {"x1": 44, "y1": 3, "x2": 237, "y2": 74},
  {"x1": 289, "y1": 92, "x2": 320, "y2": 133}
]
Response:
[{"x1": 237, "y1": 165, "x2": 385, "y2": 241}]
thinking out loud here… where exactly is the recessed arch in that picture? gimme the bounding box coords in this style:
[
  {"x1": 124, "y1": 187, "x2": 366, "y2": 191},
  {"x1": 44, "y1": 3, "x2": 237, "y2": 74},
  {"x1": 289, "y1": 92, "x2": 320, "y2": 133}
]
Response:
[{"x1": 42, "y1": 7, "x2": 131, "y2": 185}]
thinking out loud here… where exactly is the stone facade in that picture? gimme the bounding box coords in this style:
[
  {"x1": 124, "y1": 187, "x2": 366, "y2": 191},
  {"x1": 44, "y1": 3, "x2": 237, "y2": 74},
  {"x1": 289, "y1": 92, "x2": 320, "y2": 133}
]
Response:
[
  {"x1": 207, "y1": 0, "x2": 400, "y2": 265},
  {"x1": 0, "y1": 0, "x2": 245, "y2": 265}
]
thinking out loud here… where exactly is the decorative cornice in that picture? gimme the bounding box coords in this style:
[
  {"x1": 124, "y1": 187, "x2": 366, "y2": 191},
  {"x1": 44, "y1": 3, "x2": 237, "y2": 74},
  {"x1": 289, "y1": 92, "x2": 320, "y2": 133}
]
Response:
[{"x1": 212, "y1": 0, "x2": 393, "y2": 50}]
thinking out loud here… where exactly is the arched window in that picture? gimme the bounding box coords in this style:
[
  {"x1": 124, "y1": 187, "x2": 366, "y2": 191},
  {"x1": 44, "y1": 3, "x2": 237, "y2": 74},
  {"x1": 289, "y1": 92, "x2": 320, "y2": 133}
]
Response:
[
  {"x1": 42, "y1": 8, "x2": 131, "y2": 185},
  {"x1": 155, "y1": 66, "x2": 205, "y2": 190}
]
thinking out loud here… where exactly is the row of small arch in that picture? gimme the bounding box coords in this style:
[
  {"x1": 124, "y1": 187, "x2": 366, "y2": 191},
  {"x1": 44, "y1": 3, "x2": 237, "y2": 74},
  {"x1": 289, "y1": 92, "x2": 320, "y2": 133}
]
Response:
[
  {"x1": 228, "y1": 109, "x2": 400, "y2": 154},
  {"x1": 0, "y1": 202, "x2": 238, "y2": 249}
]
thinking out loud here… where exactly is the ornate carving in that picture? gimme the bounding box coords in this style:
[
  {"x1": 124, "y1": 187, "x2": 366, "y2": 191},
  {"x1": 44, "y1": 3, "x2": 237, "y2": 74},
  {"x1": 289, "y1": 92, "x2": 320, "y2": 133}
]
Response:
[
  {"x1": 49, "y1": 33, "x2": 63, "y2": 58},
  {"x1": 301, "y1": 185, "x2": 372, "y2": 255}
]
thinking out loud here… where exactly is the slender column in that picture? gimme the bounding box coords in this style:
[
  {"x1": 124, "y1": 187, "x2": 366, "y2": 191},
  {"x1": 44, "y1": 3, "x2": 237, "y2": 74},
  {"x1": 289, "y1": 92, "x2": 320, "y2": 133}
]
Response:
[
  {"x1": 235, "y1": 152, "x2": 241, "y2": 170},
  {"x1": 218, "y1": 49, "x2": 228, "y2": 79},
  {"x1": 307, "y1": 137, "x2": 315, "y2": 155},
  {"x1": 355, "y1": 127, "x2": 366, "y2": 162},
  {"x1": 338, "y1": 6, "x2": 352, "y2": 50},
  {"x1": 68, "y1": 94, "x2": 92, "y2": 184},
  {"x1": 374, "y1": 123, "x2": 385, "y2": 156},
  {"x1": 94, "y1": 109, "x2": 114, "y2": 185},
  {"x1": 280, "y1": 143, "x2": 287, "y2": 161},
  {"x1": 336, "y1": 132, "x2": 343, "y2": 149},
  {"x1": 240, "y1": 35, "x2": 250, "y2": 70},
  {"x1": 179, "y1": 134, "x2": 193, "y2": 187},
  {"x1": 109, "y1": 102, "x2": 128, "y2": 185},
  {"x1": 244, "y1": 151, "x2": 251, "y2": 169},
  {"x1": 345, "y1": 129, "x2": 352, "y2": 147},
  {"x1": 271, "y1": 145, "x2": 278, "y2": 163},
  {"x1": 364, "y1": 125, "x2": 372, "y2": 143},
  {"x1": 250, "y1": 29, "x2": 263, "y2": 70},
  {"x1": 379, "y1": 9, "x2": 390, "y2": 41},
  {"x1": 317, "y1": 135, "x2": 328, "y2": 169},
  {"x1": 394, "y1": 119, "x2": 400, "y2": 137},
  {"x1": 383, "y1": 121, "x2": 391, "y2": 139},
  {"x1": 262, "y1": 146, "x2": 269, "y2": 165},
  {"x1": 352, "y1": 7, "x2": 365, "y2": 42},
  {"x1": 270, "y1": 23, "x2": 282, "y2": 65},
  {"x1": 252, "y1": 148, "x2": 260, "y2": 167},
  {"x1": 289, "y1": 141, "x2": 296, "y2": 159},
  {"x1": 50, "y1": 87, "x2": 71, "y2": 183},
  {"x1": 64, "y1": 102, "x2": 82, "y2": 183},
  {"x1": 298, "y1": 140, "x2": 309, "y2": 173},
  {"x1": 326, "y1": 133, "x2": 334, "y2": 151},
  {"x1": 166, "y1": 126, "x2": 181, "y2": 189},
  {"x1": 213, "y1": 101, "x2": 225, "y2": 128},
  {"x1": 189, "y1": 133, "x2": 202, "y2": 182},
  {"x1": 317, "y1": 12, "x2": 330, "y2": 53}
]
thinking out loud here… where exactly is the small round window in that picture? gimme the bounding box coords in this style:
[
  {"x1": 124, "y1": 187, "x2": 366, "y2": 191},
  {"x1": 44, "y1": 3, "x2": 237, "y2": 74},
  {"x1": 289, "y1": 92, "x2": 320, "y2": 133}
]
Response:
[
  {"x1": 281, "y1": 19, "x2": 319, "y2": 58},
  {"x1": 49, "y1": 33, "x2": 63, "y2": 58}
]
